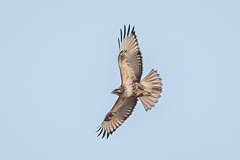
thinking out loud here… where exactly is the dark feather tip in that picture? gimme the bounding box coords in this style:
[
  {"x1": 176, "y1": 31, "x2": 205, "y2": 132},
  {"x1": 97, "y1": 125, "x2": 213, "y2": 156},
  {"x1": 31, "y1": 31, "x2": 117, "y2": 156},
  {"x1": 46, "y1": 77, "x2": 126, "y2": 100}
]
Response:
[
  {"x1": 131, "y1": 26, "x2": 135, "y2": 34},
  {"x1": 127, "y1": 24, "x2": 131, "y2": 36},
  {"x1": 102, "y1": 131, "x2": 106, "y2": 139},
  {"x1": 124, "y1": 25, "x2": 126, "y2": 39},
  {"x1": 118, "y1": 38, "x2": 120, "y2": 48},
  {"x1": 96, "y1": 126, "x2": 101, "y2": 132},
  {"x1": 120, "y1": 29, "x2": 122, "y2": 42},
  {"x1": 97, "y1": 129, "x2": 103, "y2": 137}
]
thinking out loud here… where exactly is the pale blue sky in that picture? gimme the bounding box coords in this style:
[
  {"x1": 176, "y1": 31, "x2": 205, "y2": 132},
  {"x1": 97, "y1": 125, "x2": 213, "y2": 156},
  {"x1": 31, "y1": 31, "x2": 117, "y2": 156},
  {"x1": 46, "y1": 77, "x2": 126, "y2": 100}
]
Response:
[{"x1": 0, "y1": 0, "x2": 240, "y2": 160}]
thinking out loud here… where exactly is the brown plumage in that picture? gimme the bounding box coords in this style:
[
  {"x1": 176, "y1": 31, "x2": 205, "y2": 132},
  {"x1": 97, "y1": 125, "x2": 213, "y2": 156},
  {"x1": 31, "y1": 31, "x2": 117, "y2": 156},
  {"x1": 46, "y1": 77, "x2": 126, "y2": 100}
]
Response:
[{"x1": 97, "y1": 25, "x2": 163, "y2": 139}]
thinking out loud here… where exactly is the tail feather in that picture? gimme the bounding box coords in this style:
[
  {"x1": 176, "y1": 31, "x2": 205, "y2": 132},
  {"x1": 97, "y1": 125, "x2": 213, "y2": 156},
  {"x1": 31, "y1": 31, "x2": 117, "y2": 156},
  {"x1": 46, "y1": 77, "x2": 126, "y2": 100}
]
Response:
[{"x1": 139, "y1": 69, "x2": 162, "y2": 111}]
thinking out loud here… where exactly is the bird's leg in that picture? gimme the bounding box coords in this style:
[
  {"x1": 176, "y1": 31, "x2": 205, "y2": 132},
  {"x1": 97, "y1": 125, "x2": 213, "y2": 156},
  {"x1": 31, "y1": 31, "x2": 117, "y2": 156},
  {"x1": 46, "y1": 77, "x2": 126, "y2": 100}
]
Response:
[
  {"x1": 133, "y1": 83, "x2": 151, "y2": 97},
  {"x1": 142, "y1": 91, "x2": 151, "y2": 96},
  {"x1": 137, "y1": 83, "x2": 151, "y2": 96},
  {"x1": 133, "y1": 83, "x2": 140, "y2": 95}
]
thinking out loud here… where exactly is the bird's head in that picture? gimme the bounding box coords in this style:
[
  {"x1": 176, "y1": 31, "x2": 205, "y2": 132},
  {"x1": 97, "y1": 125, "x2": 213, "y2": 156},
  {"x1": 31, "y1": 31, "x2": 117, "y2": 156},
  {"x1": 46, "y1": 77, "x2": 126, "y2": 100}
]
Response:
[{"x1": 111, "y1": 87, "x2": 123, "y2": 95}]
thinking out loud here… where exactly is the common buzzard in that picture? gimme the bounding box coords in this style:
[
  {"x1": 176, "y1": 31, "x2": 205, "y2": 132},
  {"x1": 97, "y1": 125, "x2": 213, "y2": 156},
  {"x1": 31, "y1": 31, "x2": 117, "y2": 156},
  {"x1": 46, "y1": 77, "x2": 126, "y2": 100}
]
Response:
[{"x1": 97, "y1": 25, "x2": 162, "y2": 139}]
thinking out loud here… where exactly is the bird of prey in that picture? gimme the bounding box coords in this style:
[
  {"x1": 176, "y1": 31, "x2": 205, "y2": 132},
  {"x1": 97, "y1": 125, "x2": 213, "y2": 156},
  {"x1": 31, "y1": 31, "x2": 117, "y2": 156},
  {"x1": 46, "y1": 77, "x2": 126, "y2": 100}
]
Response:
[{"x1": 97, "y1": 25, "x2": 162, "y2": 139}]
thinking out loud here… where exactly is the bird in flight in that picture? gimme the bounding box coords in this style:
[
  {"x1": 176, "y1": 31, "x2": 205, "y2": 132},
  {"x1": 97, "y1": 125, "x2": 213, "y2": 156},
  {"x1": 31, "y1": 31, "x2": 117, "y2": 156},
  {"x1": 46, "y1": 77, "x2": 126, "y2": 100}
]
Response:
[{"x1": 97, "y1": 25, "x2": 162, "y2": 139}]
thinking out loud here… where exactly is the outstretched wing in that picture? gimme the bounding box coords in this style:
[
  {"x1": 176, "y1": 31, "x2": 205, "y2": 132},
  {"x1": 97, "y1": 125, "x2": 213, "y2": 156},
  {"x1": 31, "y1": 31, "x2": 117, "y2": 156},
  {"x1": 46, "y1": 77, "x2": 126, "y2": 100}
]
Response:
[
  {"x1": 118, "y1": 25, "x2": 143, "y2": 85},
  {"x1": 97, "y1": 97, "x2": 138, "y2": 139}
]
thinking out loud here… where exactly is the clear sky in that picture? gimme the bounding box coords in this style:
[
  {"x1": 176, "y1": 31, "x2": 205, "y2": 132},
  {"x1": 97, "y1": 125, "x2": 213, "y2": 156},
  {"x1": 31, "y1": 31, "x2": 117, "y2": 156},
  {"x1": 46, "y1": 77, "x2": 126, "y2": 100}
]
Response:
[{"x1": 0, "y1": 0, "x2": 240, "y2": 160}]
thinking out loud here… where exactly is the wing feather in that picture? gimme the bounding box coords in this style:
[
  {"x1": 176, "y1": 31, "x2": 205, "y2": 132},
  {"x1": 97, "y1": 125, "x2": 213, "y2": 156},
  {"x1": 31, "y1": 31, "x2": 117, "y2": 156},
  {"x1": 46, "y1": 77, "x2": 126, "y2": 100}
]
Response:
[
  {"x1": 127, "y1": 24, "x2": 131, "y2": 36},
  {"x1": 118, "y1": 25, "x2": 143, "y2": 85},
  {"x1": 123, "y1": 25, "x2": 126, "y2": 38},
  {"x1": 97, "y1": 97, "x2": 138, "y2": 139}
]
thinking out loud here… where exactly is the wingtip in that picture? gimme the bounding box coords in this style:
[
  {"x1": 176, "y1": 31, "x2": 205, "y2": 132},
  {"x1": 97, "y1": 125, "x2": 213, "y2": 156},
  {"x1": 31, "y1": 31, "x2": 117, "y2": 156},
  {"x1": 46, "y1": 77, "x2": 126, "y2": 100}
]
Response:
[
  {"x1": 127, "y1": 24, "x2": 131, "y2": 36},
  {"x1": 102, "y1": 131, "x2": 106, "y2": 139},
  {"x1": 96, "y1": 126, "x2": 101, "y2": 132},
  {"x1": 118, "y1": 38, "x2": 120, "y2": 48},
  {"x1": 124, "y1": 25, "x2": 126, "y2": 39},
  {"x1": 97, "y1": 128, "x2": 103, "y2": 137},
  {"x1": 131, "y1": 26, "x2": 135, "y2": 34},
  {"x1": 120, "y1": 29, "x2": 122, "y2": 42},
  {"x1": 96, "y1": 127, "x2": 108, "y2": 139},
  {"x1": 119, "y1": 24, "x2": 135, "y2": 43}
]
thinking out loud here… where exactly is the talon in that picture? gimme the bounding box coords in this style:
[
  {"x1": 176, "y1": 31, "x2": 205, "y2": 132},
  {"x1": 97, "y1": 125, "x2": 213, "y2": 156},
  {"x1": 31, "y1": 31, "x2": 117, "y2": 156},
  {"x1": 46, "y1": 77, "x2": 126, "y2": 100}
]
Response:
[{"x1": 143, "y1": 92, "x2": 151, "y2": 96}]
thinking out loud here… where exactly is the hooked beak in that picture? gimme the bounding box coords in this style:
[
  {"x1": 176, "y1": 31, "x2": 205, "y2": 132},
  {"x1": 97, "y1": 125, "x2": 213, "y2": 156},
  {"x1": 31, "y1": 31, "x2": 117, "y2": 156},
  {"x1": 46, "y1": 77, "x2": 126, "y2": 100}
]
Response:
[{"x1": 111, "y1": 90, "x2": 117, "y2": 94}]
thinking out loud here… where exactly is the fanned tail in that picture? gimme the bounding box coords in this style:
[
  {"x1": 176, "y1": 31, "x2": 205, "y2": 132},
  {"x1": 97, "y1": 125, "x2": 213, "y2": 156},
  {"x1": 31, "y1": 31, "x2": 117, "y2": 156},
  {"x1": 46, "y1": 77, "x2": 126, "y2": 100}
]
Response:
[{"x1": 139, "y1": 69, "x2": 162, "y2": 111}]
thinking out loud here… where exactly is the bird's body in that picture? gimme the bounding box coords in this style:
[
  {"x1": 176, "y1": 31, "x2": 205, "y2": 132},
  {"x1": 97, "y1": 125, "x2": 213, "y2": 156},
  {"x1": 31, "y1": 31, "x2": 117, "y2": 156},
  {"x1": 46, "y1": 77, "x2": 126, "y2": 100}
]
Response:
[
  {"x1": 97, "y1": 25, "x2": 162, "y2": 138},
  {"x1": 122, "y1": 85, "x2": 135, "y2": 97},
  {"x1": 114, "y1": 84, "x2": 135, "y2": 97}
]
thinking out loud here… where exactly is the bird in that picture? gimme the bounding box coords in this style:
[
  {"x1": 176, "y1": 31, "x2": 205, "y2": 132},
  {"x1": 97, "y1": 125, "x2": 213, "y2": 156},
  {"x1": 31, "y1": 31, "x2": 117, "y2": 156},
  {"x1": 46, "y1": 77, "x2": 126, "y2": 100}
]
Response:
[{"x1": 97, "y1": 25, "x2": 162, "y2": 139}]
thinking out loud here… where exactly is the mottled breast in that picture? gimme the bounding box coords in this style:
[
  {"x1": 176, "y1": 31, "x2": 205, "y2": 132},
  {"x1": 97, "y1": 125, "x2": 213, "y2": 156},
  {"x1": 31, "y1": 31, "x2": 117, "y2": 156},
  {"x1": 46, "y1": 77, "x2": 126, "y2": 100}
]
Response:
[{"x1": 121, "y1": 84, "x2": 136, "y2": 98}]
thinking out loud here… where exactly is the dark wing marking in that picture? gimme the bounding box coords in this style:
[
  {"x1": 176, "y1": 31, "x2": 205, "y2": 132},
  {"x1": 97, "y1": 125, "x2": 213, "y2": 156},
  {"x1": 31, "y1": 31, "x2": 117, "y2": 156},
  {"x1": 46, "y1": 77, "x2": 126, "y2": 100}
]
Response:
[
  {"x1": 97, "y1": 97, "x2": 138, "y2": 139},
  {"x1": 124, "y1": 25, "x2": 127, "y2": 38},
  {"x1": 118, "y1": 25, "x2": 143, "y2": 85}
]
